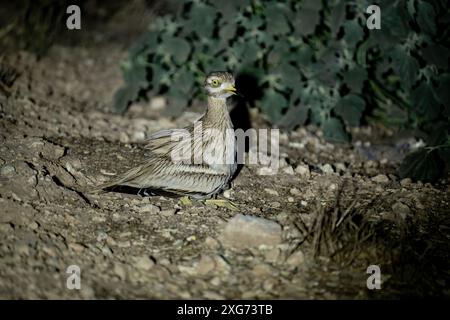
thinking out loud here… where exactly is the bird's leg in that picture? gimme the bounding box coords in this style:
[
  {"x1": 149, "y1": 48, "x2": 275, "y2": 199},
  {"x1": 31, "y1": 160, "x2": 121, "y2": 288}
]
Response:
[
  {"x1": 137, "y1": 188, "x2": 151, "y2": 197},
  {"x1": 203, "y1": 198, "x2": 239, "y2": 211}
]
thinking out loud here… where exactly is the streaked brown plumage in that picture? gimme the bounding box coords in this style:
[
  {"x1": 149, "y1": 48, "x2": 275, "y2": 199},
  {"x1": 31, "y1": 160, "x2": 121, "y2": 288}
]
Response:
[{"x1": 91, "y1": 71, "x2": 237, "y2": 199}]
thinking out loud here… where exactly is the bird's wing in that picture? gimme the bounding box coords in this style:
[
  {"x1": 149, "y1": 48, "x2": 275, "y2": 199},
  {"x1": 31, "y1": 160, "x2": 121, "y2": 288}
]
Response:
[{"x1": 144, "y1": 126, "x2": 193, "y2": 156}]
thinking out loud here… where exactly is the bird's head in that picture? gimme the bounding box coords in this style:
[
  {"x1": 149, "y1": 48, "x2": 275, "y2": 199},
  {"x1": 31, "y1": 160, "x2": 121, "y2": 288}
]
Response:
[{"x1": 204, "y1": 71, "x2": 236, "y2": 99}]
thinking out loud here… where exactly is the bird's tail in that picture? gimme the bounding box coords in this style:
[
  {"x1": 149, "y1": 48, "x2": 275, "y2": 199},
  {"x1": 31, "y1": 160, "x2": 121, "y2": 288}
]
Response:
[{"x1": 87, "y1": 165, "x2": 145, "y2": 194}]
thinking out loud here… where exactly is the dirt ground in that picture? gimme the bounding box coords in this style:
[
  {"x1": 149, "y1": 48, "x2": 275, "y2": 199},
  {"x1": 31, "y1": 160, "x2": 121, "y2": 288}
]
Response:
[{"x1": 0, "y1": 2, "x2": 449, "y2": 299}]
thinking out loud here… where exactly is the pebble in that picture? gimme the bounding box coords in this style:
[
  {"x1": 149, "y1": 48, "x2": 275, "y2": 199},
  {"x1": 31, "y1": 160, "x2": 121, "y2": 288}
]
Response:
[
  {"x1": 287, "y1": 197, "x2": 294, "y2": 202},
  {"x1": 204, "y1": 236, "x2": 220, "y2": 250},
  {"x1": 137, "y1": 204, "x2": 160, "y2": 214},
  {"x1": 286, "y1": 250, "x2": 305, "y2": 267},
  {"x1": 319, "y1": 164, "x2": 334, "y2": 174},
  {"x1": 68, "y1": 242, "x2": 85, "y2": 253},
  {"x1": 264, "y1": 188, "x2": 279, "y2": 196},
  {"x1": 392, "y1": 202, "x2": 411, "y2": 219},
  {"x1": 257, "y1": 167, "x2": 277, "y2": 176},
  {"x1": 400, "y1": 178, "x2": 412, "y2": 186},
  {"x1": 371, "y1": 174, "x2": 389, "y2": 183},
  {"x1": 133, "y1": 255, "x2": 155, "y2": 271},
  {"x1": 335, "y1": 162, "x2": 346, "y2": 173},
  {"x1": 295, "y1": 164, "x2": 310, "y2": 178},
  {"x1": 195, "y1": 254, "x2": 230, "y2": 275},
  {"x1": 160, "y1": 209, "x2": 177, "y2": 217},
  {"x1": 0, "y1": 165, "x2": 15, "y2": 177},
  {"x1": 113, "y1": 263, "x2": 127, "y2": 280},
  {"x1": 252, "y1": 263, "x2": 273, "y2": 277},
  {"x1": 264, "y1": 247, "x2": 280, "y2": 263},
  {"x1": 289, "y1": 188, "x2": 301, "y2": 196},
  {"x1": 282, "y1": 166, "x2": 295, "y2": 175},
  {"x1": 219, "y1": 214, "x2": 282, "y2": 249},
  {"x1": 223, "y1": 189, "x2": 234, "y2": 199},
  {"x1": 270, "y1": 201, "x2": 281, "y2": 208}
]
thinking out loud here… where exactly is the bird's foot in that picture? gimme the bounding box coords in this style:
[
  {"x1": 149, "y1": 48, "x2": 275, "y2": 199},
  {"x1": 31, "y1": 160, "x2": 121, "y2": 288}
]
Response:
[
  {"x1": 179, "y1": 196, "x2": 193, "y2": 206},
  {"x1": 204, "y1": 199, "x2": 239, "y2": 211}
]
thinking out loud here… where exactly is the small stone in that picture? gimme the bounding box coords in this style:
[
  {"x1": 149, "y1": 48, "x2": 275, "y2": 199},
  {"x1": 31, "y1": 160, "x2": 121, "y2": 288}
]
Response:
[
  {"x1": 160, "y1": 209, "x2": 176, "y2": 217},
  {"x1": 300, "y1": 200, "x2": 308, "y2": 207},
  {"x1": 150, "y1": 96, "x2": 166, "y2": 111},
  {"x1": 392, "y1": 202, "x2": 411, "y2": 220},
  {"x1": 320, "y1": 164, "x2": 334, "y2": 174},
  {"x1": 113, "y1": 263, "x2": 127, "y2": 280},
  {"x1": 133, "y1": 255, "x2": 155, "y2": 271},
  {"x1": 219, "y1": 214, "x2": 282, "y2": 249},
  {"x1": 131, "y1": 131, "x2": 146, "y2": 141},
  {"x1": 68, "y1": 243, "x2": 85, "y2": 253},
  {"x1": 138, "y1": 204, "x2": 160, "y2": 214},
  {"x1": 28, "y1": 221, "x2": 39, "y2": 230},
  {"x1": 195, "y1": 254, "x2": 230, "y2": 275},
  {"x1": 270, "y1": 201, "x2": 281, "y2": 208},
  {"x1": 204, "y1": 236, "x2": 220, "y2": 250},
  {"x1": 264, "y1": 188, "x2": 279, "y2": 196},
  {"x1": 287, "y1": 197, "x2": 294, "y2": 203},
  {"x1": 400, "y1": 178, "x2": 412, "y2": 187},
  {"x1": 119, "y1": 132, "x2": 130, "y2": 143},
  {"x1": 286, "y1": 250, "x2": 305, "y2": 267},
  {"x1": 252, "y1": 264, "x2": 273, "y2": 277},
  {"x1": 223, "y1": 189, "x2": 234, "y2": 199},
  {"x1": 289, "y1": 188, "x2": 301, "y2": 196},
  {"x1": 264, "y1": 247, "x2": 280, "y2": 263},
  {"x1": 371, "y1": 174, "x2": 389, "y2": 183},
  {"x1": 0, "y1": 165, "x2": 15, "y2": 177},
  {"x1": 295, "y1": 164, "x2": 310, "y2": 178},
  {"x1": 117, "y1": 240, "x2": 131, "y2": 248},
  {"x1": 97, "y1": 232, "x2": 108, "y2": 242},
  {"x1": 335, "y1": 162, "x2": 346, "y2": 173},
  {"x1": 257, "y1": 167, "x2": 276, "y2": 176},
  {"x1": 282, "y1": 166, "x2": 295, "y2": 175}
]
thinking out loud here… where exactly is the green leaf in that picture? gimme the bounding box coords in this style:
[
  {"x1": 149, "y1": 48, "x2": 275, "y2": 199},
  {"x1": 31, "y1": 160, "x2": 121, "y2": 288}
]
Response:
[
  {"x1": 232, "y1": 40, "x2": 261, "y2": 67},
  {"x1": 399, "y1": 148, "x2": 443, "y2": 182},
  {"x1": 334, "y1": 94, "x2": 366, "y2": 126},
  {"x1": 265, "y1": 3, "x2": 290, "y2": 35},
  {"x1": 113, "y1": 86, "x2": 140, "y2": 113},
  {"x1": 411, "y1": 82, "x2": 440, "y2": 121},
  {"x1": 343, "y1": 20, "x2": 364, "y2": 48},
  {"x1": 343, "y1": 66, "x2": 368, "y2": 93},
  {"x1": 260, "y1": 89, "x2": 288, "y2": 123},
  {"x1": 422, "y1": 43, "x2": 450, "y2": 69},
  {"x1": 416, "y1": 0, "x2": 436, "y2": 35},
  {"x1": 277, "y1": 104, "x2": 309, "y2": 131},
  {"x1": 185, "y1": 2, "x2": 217, "y2": 38},
  {"x1": 164, "y1": 87, "x2": 188, "y2": 117},
  {"x1": 321, "y1": 117, "x2": 349, "y2": 142},
  {"x1": 382, "y1": 5, "x2": 410, "y2": 39},
  {"x1": 161, "y1": 36, "x2": 191, "y2": 65},
  {"x1": 271, "y1": 63, "x2": 301, "y2": 89},
  {"x1": 297, "y1": 0, "x2": 322, "y2": 36},
  {"x1": 330, "y1": 0, "x2": 346, "y2": 35},
  {"x1": 390, "y1": 46, "x2": 419, "y2": 89},
  {"x1": 436, "y1": 73, "x2": 450, "y2": 105}
]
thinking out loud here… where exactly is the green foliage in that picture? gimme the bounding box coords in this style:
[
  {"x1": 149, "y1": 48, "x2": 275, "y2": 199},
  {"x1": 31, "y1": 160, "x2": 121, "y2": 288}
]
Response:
[{"x1": 115, "y1": 0, "x2": 450, "y2": 182}]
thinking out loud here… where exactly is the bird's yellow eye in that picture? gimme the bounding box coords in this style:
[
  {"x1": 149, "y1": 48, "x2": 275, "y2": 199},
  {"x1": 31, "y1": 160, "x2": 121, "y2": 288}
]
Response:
[{"x1": 210, "y1": 79, "x2": 220, "y2": 87}]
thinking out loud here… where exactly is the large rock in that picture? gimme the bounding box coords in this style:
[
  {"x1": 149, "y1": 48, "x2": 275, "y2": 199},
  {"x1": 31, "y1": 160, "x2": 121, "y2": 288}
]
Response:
[{"x1": 219, "y1": 214, "x2": 282, "y2": 249}]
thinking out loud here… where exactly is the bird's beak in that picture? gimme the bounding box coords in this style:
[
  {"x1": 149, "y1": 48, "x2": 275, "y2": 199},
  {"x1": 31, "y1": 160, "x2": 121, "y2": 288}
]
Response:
[{"x1": 225, "y1": 85, "x2": 237, "y2": 95}]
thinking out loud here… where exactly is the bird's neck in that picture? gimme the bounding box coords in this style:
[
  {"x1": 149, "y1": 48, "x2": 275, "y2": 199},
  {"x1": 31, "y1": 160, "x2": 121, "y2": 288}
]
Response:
[{"x1": 204, "y1": 96, "x2": 231, "y2": 127}]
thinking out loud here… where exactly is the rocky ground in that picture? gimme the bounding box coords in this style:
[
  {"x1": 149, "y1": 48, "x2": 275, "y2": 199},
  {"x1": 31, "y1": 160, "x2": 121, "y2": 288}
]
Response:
[{"x1": 0, "y1": 3, "x2": 449, "y2": 299}]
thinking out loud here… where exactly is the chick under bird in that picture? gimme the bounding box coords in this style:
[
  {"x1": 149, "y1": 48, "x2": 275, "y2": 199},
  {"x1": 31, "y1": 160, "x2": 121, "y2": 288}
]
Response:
[{"x1": 91, "y1": 71, "x2": 238, "y2": 205}]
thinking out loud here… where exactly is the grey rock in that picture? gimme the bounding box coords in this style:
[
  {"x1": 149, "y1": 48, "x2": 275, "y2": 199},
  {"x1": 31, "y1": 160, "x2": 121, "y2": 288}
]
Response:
[
  {"x1": 220, "y1": 214, "x2": 282, "y2": 249},
  {"x1": 371, "y1": 174, "x2": 389, "y2": 183}
]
